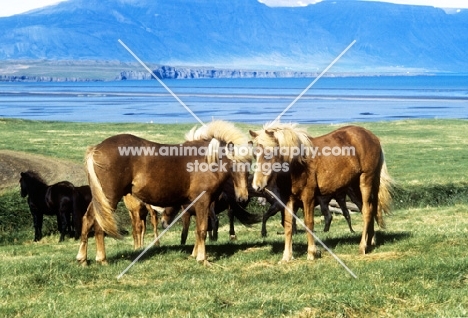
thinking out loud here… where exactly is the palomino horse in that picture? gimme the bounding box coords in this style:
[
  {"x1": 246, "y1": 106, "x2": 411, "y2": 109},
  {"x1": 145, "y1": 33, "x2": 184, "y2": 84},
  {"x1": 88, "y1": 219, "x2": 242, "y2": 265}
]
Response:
[
  {"x1": 250, "y1": 123, "x2": 393, "y2": 261},
  {"x1": 77, "y1": 120, "x2": 252, "y2": 265}
]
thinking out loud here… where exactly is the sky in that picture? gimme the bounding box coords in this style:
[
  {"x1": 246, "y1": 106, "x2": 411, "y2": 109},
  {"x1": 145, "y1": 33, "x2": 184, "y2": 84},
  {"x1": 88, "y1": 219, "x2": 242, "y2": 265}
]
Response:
[{"x1": 0, "y1": 0, "x2": 467, "y2": 17}]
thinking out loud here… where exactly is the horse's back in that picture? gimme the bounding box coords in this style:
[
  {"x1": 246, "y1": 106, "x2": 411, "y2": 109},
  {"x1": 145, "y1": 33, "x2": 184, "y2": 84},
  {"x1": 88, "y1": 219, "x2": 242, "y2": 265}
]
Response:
[
  {"x1": 310, "y1": 126, "x2": 382, "y2": 193},
  {"x1": 87, "y1": 134, "x2": 198, "y2": 207}
]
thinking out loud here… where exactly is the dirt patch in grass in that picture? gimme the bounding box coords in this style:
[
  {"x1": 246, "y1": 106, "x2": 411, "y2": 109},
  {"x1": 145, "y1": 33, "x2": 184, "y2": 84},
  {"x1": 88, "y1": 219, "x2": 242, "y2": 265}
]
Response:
[{"x1": 0, "y1": 149, "x2": 87, "y2": 192}]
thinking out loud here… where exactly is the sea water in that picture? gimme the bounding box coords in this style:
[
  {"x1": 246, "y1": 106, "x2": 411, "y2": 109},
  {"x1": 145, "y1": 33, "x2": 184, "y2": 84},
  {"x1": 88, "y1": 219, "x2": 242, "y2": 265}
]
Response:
[{"x1": 0, "y1": 75, "x2": 467, "y2": 124}]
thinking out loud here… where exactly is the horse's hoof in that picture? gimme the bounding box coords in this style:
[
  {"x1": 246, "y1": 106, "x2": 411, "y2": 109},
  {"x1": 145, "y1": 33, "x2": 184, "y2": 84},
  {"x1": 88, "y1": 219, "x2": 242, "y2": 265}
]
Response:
[
  {"x1": 97, "y1": 260, "x2": 109, "y2": 266},
  {"x1": 197, "y1": 259, "x2": 212, "y2": 267},
  {"x1": 359, "y1": 245, "x2": 367, "y2": 255},
  {"x1": 77, "y1": 260, "x2": 88, "y2": 267},
  {"x1": 229, "y1": 235, "x2": 237, "y2": 241},
  {"x1": 278, "y1": 257, "x2": 294, "y2": 264},
  {"x1": 307, "y1": 251, "x2": 321, "y2": 260}
]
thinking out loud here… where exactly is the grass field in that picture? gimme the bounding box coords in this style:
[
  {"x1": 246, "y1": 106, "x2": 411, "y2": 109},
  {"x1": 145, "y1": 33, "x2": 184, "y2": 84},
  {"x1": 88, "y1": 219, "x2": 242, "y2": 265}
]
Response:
[{"x1": 0, "y1": 118, "x2": 467, "y2": 317}]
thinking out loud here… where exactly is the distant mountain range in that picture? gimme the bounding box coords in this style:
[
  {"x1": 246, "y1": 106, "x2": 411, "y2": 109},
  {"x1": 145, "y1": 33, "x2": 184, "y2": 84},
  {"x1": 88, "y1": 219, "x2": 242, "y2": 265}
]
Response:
[{"x1": 0, "y1": 0, "x2": 467, "y2": 76}]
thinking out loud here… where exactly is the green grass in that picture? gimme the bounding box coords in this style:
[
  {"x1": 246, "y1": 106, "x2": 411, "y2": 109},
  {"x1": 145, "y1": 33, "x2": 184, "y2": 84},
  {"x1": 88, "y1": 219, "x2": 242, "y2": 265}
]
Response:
[
  {"x1": 1, "y1": 118, "x2": 468, "y2": 317},
  {"x1": 0, "y1": 203, "x2": 467, "y2": 317},
  {"x1": 2, "y1": 118, "x2": 468, "y2": 207}
]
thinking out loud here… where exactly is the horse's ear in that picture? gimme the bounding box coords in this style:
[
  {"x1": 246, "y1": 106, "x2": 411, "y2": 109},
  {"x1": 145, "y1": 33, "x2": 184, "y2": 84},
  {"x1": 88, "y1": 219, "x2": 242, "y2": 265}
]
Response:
[
  {"x1": 20, "y1": 172, "x2": 25, "y2": 177},
  {"x1": 265, "y1": 129, "x2": 275, "y2": 138},
  {"x1": 226, "y1": 142, "x2": 235, "y2": 159},
  {"x1": 248, "y1": 141, "x2": 253, "y2": 147},
  {"x1": 249, "y1": 130, "x2": 258, "y2": 138}
]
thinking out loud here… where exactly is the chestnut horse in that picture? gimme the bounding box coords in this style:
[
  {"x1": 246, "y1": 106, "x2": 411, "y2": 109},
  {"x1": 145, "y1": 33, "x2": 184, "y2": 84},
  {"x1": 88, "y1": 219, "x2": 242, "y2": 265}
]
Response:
[
  {"x1": 250, "y1": 123, "x2": 393, "y2": 261},
  {"x1": 254, "y1": 171, "x2": 362, "y2": 236},
  {"x1": 123, "y1": 194, "x2": 159, "y2": 249},
  {"x1": 77, "y1": 120, "x2": 252, "y2": 265}
]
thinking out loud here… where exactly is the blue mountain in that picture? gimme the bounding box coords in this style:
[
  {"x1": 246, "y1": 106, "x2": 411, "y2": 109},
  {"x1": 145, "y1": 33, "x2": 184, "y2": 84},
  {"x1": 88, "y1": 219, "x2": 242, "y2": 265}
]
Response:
[{"x1": 1, "y1": 0, "x2": 467, "y2": 73}]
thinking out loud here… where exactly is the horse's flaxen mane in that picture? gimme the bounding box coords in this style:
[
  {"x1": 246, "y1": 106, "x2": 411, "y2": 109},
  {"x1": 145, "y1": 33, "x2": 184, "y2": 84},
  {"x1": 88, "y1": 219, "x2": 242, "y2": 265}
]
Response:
[
  {"x1": 186, "y1": 120, "x2": 252, "y2": 163},
  {"x1": 252, "y1": 122, "x2": 313, "y2": 163},
  {"x1": 185, "y1": 120, "x2": 247, "y2": 145}
]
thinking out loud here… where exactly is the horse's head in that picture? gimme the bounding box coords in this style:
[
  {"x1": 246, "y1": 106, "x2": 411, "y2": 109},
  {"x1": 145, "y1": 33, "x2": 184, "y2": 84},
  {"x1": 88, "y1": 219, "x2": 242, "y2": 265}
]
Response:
[
  {"x1": 160, "y1": 206, "x2": 179, "y2": 229},
  {"x1": 249, "y1": 129, "x2": 278, "y2": 192},
  {"x1": 19, "y1": 172, "x2": 29, "y2": 197},
  {"x1": 187, "y1": 120, "x2": 253, "y2": 203},
  {"x1": 223, "y1": 141, "x2": 253, "y2": 202},
  {"x1": 249, "y1": 122, "x2": 312, "y2": 192}
]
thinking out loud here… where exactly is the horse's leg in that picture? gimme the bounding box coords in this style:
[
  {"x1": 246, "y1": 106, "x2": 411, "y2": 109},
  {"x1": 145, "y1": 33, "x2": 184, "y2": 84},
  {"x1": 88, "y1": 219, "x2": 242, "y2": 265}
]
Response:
[
  {"x1": 65, "y1": 198, "x2": 74, "y2": 238},
  {"x1": 317, "y1": 196, "x2": 333, "y2": 232},
  {"x1": 181, "y1": 211, "x2": 191, "y2": 245},
  {"x1": 76, "y1": 203, "x2": 95, "y2": 266},
  {"x1": 209, "y1": 202, "x2": 218, "y2": 241},
  {"x1": 33, "y1": 210, "x2": 43, "y2": 242},
  {"x1": 336, "y1": 193, "x2": 355, "y2": 233},
  {"x1": 302, "y1": 193, "x2": 318, "y2": 261},
  {"x1": 262, "y1": 203, "x2": 280, "y2": 237},
  {"x1": 280, "y1": 198, "x2": 296, "y2": 262},
  {"x1": 73, "y1": 193, "x2": 85, "y2": 240},
  {"x1": 58, "y1": 198, "x2": 73, "y2": 242},
  {"x1": 94, "y1": 221, "x2": 107, "y2": 265},
  {"x1": 139, "y1": 205, "x2": 148, "y2": 248},
  {"x1": 56, "y1": 210, "x2": 65, "y2": 243},
  {"x1": 292, "y1": 208, "x2": 298, "y2": 235},
  {"x1": 193, "y1": 199, "x2": 210, "y2": 265},
  {"x1": 228, "y1": 207, "x2": 236, "y2": 240},
  {"x1": 359, "y1": 173, "x2": 375, "y2": 254},
  {"x1": 148, "y1": 205, "x2": 160, "y2": 246},
  {"x1": 127, "y1": 204, "x2": 140, "y2": 249}
]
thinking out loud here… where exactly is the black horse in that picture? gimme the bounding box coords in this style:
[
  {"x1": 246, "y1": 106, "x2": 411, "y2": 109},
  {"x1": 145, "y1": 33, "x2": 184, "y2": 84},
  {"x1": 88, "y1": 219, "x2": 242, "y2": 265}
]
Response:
[
  {"x1": 19, "y1": 171, "x2": 91, "y2": 242},
  {"x1": 72, "y1": 185, "x2": 92, "y2": 240}
]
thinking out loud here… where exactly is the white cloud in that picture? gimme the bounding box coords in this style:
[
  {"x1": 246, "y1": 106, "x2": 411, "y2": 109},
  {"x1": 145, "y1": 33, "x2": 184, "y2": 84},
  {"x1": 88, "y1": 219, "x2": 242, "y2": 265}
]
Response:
[{"x1": 0, "y1": 0, "x2": 68, "y2": 17}]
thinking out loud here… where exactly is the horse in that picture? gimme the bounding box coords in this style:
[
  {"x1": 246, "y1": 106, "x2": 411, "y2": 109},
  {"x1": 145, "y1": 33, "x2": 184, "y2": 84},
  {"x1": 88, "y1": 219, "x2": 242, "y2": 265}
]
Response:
[
  {"x1": 19, "y1": 171, "x2": 78, "y2": 242},
  {"x1": 71, "y1": 188, "x2": 159, "y2": 250},
  {"x1": 45, "y1": 181, "x2": 76, "y2": 241},
  {"x1": 249, "y1": 123, "x2": 393, "y2": 261},
  {"x1": 160, "y1": 179, "x2": 261, "y2": 245},
  {"x1": 123, "y1": 194, "x2": 159, "y2": 249},
  {"x1": 72, "y1": 185, "x2": 92, "y2": 239},
  {"x1": 160, "y1": 204, "x2": 218, "y2": 245},
  {"x1": 77, "y1": 120, "x2": 252, "y2": 265},
  {"x1": 252, "y1": 171, "x2": 362, "y2": 237}
]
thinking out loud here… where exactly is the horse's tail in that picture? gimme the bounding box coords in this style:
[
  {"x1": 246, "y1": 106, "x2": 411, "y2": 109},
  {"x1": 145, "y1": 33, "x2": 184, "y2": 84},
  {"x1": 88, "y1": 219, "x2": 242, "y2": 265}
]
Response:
[
  {"x1": 376, "y1": 151, "x2": 393, "y2": 229},
  {"x1": 85, "y1": 146, "x2": 121, "y2": 238}
]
